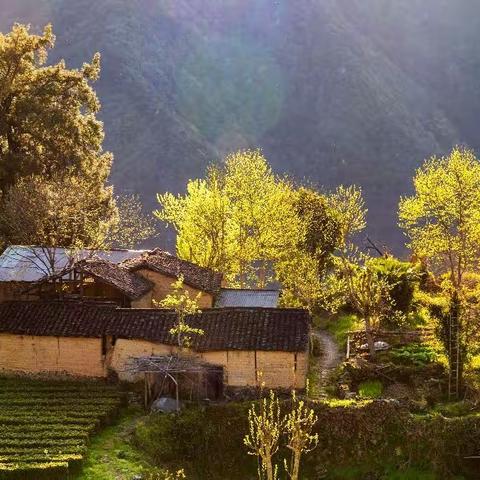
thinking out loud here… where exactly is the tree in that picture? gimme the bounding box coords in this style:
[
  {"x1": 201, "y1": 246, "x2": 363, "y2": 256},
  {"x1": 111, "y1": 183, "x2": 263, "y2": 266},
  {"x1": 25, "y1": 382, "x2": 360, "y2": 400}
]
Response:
[
  {"x1": 399, "y1": 146, "x2": 480, "y2": 386},
  {"x1": 112, "y1": 194, "x2": 157, "y2": 249},
  {"x1": 0, "y1": 24, "x2": 112, "y2": 191},
  {"x1": 283, "y1": 391, "x2": 319, "y2": 480},
  {"x1": 0, "y1": 174, "x2": 155, "y2": 276},
  {"x1": 157, "y1": 168, "x2": 231, "y2": 273},
  {"x1": 275, "y1": 187, "x2": 341, "y2": 310},
  {"x1": 327, "y1": 185, "x2": 367, "y2": 247},
  {"x1": 279, "y1": 185, "x2": 367, "y2": 311},
  {"x1": 399, "y1": 147, "x2": 480, "y2": 290},
  {"x1": 0, "y1": 24, "x2": 155, "y2": 274},
  {"x1": 157, "y1": 150, "x2": 299, "y2": 287},
  {"x1": 244, "y1": 388, "x2": 319, "y2": 480},
  {"x1": 336, "y1": 253, "x2": 392, "y2": 358},
  {"x1": 244, "y1": 390, "x2": 283, "y2": 480},
  {"x1": 157, "y1": 276, "x2": 204, "y2": 350}
]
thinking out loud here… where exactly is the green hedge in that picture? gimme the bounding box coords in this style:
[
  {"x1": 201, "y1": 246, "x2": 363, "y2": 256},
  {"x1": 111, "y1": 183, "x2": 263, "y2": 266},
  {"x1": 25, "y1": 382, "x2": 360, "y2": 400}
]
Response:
[{"x1": 135, "y1": 400, "x2": 480, "y2": 480}]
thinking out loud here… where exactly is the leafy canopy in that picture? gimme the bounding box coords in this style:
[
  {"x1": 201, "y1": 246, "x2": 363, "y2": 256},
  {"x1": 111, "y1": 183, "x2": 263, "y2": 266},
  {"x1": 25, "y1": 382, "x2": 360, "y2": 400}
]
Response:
[
  {"x1": 0, "y1": 23, "x2": 110, "y2": 188},
  {"x1": 157, "y1": 275, "x2": 204, "y2": 349},
  {"x1": 157, "y1": 149, "x2": 300, "y2": 288},
  {"x1": 0, "y1": 24, "x2": 155, "y2": 254},
  {"x1": 399, "y1": 146, "x2": 480, "y2": 291},
  {"x1": 157, "y1": 149, "x2": 365, "y2": 306}
]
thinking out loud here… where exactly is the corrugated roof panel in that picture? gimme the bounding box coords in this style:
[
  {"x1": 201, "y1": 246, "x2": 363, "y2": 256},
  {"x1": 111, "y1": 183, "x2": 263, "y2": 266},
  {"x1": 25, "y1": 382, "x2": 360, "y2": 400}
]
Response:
[
  {"x1": 215, "y1": 289, "x2": 280, "y2": 308},
  {"x1": 0, "y1": 246, "x2": 147, "y2": 282}
]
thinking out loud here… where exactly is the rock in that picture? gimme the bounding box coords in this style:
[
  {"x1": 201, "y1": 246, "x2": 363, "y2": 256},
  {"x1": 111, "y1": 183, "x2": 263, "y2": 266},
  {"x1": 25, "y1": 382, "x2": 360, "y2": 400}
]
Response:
[
  {"x1": 359, "y1": 341, "x2": 390, "y2": 352},
  {"x1": 150, "y1": 396, "x2": 180, "y2": 413}
]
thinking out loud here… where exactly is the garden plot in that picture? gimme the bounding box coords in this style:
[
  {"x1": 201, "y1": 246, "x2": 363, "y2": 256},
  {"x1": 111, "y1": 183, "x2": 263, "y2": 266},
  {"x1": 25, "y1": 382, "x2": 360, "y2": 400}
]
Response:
[{"x1": 0, "y1": 376, "x2": 123, "y2": 479}]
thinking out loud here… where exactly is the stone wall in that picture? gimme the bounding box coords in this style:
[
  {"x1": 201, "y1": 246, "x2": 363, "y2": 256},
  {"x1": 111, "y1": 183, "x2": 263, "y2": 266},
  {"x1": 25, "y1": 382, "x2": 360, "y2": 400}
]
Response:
[
  {"x1": 0, "y1": 333, "x2": 105, "y2": 377},
  {"x1": 131, "y1": 269, "x2": 214, "y2": 308}
]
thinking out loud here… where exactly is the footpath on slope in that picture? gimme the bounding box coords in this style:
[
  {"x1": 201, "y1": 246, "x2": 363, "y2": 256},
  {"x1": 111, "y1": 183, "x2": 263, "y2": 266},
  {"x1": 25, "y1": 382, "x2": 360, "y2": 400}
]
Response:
[{"x1": 311, "y1": 329, "x2": 342, "y2": 398}]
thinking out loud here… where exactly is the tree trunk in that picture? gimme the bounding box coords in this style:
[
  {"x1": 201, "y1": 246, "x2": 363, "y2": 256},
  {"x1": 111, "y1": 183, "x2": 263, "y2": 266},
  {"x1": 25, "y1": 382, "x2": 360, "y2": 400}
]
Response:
[
  {"x1": 265, "y1": 456, "x2": 274, "y2": 480},
  {"x1": 292, "y1": 451, "x2": 301, "y2": 480},
  {"x1": 365, "y1": 316, "x2": 376, "y2": 359}
]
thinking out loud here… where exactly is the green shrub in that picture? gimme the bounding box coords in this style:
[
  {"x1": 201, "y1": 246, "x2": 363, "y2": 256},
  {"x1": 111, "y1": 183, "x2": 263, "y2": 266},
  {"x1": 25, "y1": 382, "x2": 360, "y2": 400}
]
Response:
[
  {"x1": 414, "y1": 291, "x2": 449, "y2": 319},
  {"x1": 134, "y1": 399, "x2": 480, "y2": 479},
  {"x1": 358, "y1": 380, "x2": 383, "y2": 399},
  {"x1": 390, "y1": 344, "x2": 438, "y2": 366},
  {"x1": 327, "y1": 313, "x2": 361, "y2": 347},
  {"x1": 433, "y1": 402, "x2": 476, "y2": 418},
  {"x1": 369, "y1": 257, "x2": 420, "y2": 317}
]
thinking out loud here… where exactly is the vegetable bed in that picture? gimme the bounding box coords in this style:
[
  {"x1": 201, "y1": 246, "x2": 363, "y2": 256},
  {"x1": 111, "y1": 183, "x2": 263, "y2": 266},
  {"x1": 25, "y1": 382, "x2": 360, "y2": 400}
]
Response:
[{"x1": 0, "y1": 376, "x2": 123, "y2": 479}]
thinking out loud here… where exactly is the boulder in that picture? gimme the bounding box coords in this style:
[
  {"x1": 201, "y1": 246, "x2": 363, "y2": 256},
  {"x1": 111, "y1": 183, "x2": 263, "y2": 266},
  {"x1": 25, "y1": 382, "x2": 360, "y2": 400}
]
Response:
[{"x1": 150, "y1": 396, "x2": 180, "y2": 413}]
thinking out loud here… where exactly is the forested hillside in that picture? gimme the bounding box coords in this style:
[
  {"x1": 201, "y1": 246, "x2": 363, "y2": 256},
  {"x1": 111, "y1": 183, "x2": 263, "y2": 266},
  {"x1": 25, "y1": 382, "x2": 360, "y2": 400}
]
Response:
[{"x1": 2, "y1": 0, "x2": 480, "y2": 250}]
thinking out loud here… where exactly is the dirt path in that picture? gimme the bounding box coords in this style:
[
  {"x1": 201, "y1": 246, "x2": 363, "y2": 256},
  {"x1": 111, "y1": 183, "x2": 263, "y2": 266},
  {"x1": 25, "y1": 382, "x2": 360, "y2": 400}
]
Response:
[{"x1": 311, "y1": 330, "x2": 342, "y2": 398}]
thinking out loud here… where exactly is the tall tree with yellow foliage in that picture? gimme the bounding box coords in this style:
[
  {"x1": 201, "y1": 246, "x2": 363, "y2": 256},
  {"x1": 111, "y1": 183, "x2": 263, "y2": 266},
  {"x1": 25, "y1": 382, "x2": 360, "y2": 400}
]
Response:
[{"x1": 399, "y1": 146, "x2": 480, "y2": 387}]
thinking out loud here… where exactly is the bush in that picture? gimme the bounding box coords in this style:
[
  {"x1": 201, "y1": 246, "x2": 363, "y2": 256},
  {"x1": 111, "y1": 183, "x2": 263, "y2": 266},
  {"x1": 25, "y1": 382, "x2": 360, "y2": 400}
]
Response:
[
  {"x1": 414, "y1": 291, "x2": 449, "y2": 320},
  {"x1": 358, "y1": 380, "x2": 383, "y2": 399},
  {"x1": 327, "y1": 313, "x2": 361, "y2": 348},
  {"x1": 134, "y1": 400, "x2": 480, "y2": 479},
  {"x1": 369, "y1": 257, "x2": 420, "y2": 317}
]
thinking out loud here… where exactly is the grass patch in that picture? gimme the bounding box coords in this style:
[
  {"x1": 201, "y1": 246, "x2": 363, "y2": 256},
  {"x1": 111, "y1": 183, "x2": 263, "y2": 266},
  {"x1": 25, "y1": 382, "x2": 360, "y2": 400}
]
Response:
[
  {"x1": 326, "y1": 313, "x2": 361, "y2": 348},
  {"x1": 74, "y1": 407, "x2": 155, "y2": 480},
  {"x1": 358, "y1": 380, "x2": 383, "y2": 399}
]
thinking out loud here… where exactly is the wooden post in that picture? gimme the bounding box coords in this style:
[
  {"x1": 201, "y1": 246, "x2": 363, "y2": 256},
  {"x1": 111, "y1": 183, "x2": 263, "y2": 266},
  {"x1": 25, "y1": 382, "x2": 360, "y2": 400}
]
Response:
[
  {"x1": 144, "y1": 372, "x2": 148, "y2": 410},
  {"x1": 175, "y1": 374, "x2": 180, "y2": 412},
  {"x1": 346, "y1": 335, "x2": 350, "y2": 360}
]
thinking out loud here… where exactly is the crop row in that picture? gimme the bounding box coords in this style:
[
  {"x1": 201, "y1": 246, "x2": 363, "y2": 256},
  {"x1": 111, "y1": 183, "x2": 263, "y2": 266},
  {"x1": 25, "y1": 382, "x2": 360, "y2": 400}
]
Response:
[
  {"x1": 0, "y1": 397, "x2": 120, "y2": 406},
  {"x1": 0, "y1": 424, "x2": 94, "y2": 435},
  {"x1": 0, "y1": 377, "x2": 118, "y2": 387},
  {"x1": 0, "y1": 377, "x2": 123, "y2": 478},
  {"x1": 0, "y1": 461, "x2": 69, "y2": 480},
  {"x1": 0, "y1": 392, "x2": 121, "y2": 401},
  {"x1": 0, "y1": 431, "x2": 89, "y2": 441},
  {"x1": 0, "y1": 453, "x2": 83, "y2": 463},
  {"x1": 0, "y1": 446, "x2": 86, "y2": 456},
  {"x1": 0, "y1": 438, "x2": 86, "y2": 448}
]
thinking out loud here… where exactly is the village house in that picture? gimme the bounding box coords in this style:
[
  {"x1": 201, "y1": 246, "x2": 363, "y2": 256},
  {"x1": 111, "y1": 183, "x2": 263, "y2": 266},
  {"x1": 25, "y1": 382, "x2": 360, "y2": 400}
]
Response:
[
  {"x1": 0, "y1": 301, "x2": 310, "y2": 391},
  {"x1": 0, "y1": 245, "x2": 146, "y2": 303},
  {"x1": 0, "y1": 246, "x2": 304, "y2": 392},
  {"x1": 0, "y1": 246, "x2": 280, "y2": 309}
]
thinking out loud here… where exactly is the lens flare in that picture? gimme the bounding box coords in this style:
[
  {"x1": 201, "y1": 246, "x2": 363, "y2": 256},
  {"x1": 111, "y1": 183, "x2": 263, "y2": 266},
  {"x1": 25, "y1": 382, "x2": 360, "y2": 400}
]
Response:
[{"x1": 176, "y1": 33, "x2": 286, "y2": 147}]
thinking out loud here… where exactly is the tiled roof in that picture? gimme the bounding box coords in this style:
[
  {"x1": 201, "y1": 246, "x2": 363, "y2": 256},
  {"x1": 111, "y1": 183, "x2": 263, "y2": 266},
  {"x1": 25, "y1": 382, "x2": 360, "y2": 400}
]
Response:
[
  {"x1": 0, "y1": 301, "x2": 112, "y2": 338},
  {"x1": 215, "y1": 289, "x2": 280, "y2": 308},
  {"x1": 0, "y1": 246, "x2": 147, "y2": 282},
  {"x1": 122, "y1": 249, "x2": 223, "y2": 294},
  {"x1": 77, "y1": 259, "x2": 153, "y2": 300},
  {"x1": 0, "y1": 302, "x2": 310, "y2": 352}
]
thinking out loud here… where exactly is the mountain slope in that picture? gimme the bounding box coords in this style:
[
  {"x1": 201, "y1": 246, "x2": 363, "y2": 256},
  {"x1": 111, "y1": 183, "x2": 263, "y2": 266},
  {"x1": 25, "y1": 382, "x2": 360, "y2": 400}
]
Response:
[{"x1": 2, "y1": 0, "x2": 478, "y2": 251}]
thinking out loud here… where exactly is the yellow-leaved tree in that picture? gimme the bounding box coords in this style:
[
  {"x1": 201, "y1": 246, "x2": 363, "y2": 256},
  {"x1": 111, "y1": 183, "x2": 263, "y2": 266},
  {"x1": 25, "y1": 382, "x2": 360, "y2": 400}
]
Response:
[
  {"x1": 399, "y1": 146, "x2": 480, "y2": 388},
  {"x1": 157, "y1": 275, "x2": 204, "y2": 350},
  {"x1": 157, "y1": 150, "x2": 300, "y2": 288}
]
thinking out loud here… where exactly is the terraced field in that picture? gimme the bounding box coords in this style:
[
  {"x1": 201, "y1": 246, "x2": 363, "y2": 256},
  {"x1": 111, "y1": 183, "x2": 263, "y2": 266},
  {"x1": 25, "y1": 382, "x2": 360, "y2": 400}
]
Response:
[{"x1": 0, "y1": 376, "x2": 123, "y2": 479}]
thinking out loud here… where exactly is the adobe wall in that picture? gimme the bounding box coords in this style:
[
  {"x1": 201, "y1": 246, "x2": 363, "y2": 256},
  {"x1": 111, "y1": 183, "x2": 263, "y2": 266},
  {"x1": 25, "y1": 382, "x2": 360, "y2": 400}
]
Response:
[
  {"x1": 110, "y1": 338, "x2": 307, "y2": 388},
  {"x1": 131, "y1": 269, "x2": 214, "y2": 308},
  {"x1": 0, "y1": 334, "x2": 105, "y2": 377},
  {"x1": 108, "y1": 338, "x2": 175, "y2": 381},
  {"x1": 0, "y1": 334, "x2": 307, "y2": 389}
]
